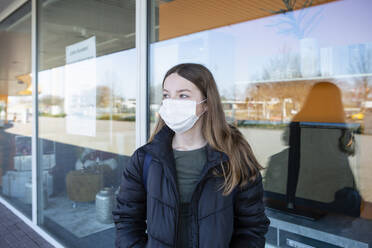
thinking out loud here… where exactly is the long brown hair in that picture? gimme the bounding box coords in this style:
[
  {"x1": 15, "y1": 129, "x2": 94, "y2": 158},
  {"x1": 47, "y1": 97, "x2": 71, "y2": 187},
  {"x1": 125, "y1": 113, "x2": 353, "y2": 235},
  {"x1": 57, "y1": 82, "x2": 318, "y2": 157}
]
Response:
[{"x1": 149, "y1": 63, "x2": 263, "y2": 195}]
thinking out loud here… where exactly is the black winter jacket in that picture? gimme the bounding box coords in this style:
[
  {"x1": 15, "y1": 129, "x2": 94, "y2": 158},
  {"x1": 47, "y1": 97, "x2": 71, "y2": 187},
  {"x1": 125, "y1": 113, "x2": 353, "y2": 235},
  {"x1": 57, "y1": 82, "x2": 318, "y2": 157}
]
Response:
[{"x1": 113, "y1": 125, "x2": 270, "y2": 248}]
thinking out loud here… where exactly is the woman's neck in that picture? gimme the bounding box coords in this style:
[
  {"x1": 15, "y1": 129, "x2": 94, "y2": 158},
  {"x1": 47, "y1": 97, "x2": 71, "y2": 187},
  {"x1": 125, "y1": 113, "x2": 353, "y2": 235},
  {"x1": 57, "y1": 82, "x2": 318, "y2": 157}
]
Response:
[{"x1": 172, "y1": 121, "x2": 207, "y2": 151}]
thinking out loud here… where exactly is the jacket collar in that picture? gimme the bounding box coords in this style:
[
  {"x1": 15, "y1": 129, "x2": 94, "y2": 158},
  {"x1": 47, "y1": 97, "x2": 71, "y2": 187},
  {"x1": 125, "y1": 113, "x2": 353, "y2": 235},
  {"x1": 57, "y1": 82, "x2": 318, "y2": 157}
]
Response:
[{"x1": 143, "y1": 125, "x2": 229, "y2": 170}]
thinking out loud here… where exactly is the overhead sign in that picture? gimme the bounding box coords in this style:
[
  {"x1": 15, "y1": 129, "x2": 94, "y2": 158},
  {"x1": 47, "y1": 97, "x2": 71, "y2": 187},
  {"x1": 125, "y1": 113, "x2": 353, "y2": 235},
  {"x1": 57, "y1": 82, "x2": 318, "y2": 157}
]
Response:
[
  {"x1": 66, "y1": 36, "x2": 96, "y2": 64},
  {"x1": 65, "y1": 36, "x2": 97, "y2": 137}
]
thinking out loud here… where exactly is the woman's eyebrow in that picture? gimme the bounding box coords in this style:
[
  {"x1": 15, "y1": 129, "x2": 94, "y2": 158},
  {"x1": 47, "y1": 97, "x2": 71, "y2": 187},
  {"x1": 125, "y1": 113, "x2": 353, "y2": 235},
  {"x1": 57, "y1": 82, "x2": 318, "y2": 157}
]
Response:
[
  {"x1": 163, "y1": 89, "x2": 191, "y2": 92},
  {"x1": 177, "y1": 89, "x2": 191, "y2": 93}
]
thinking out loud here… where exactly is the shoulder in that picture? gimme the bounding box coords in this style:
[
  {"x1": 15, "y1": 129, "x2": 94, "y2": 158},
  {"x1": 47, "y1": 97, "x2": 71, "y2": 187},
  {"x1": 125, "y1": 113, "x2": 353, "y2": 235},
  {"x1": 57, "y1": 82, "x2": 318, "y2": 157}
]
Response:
[
  {"x1": 236, "y1": 172, "x2": 264, "y2": 196},
  {"x1": 122, "y1": 146, "x2": 146, "y2": 175},
  {"x1": 127, "y1": 142, "x2": 154, "y2": 168}
]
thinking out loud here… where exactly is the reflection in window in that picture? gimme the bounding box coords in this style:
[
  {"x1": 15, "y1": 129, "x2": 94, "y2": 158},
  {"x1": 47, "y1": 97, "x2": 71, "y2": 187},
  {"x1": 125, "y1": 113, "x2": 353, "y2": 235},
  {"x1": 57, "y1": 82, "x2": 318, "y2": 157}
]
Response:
[
  {"x1": 37, "y1": 0, "x2": 136, "y2": 247},
  {"x1": 0, "y1": 1, "x2": 32, "y2": 218},
  {"x1": 149, "y1": 0, "x2": 372, "y2": 227}
]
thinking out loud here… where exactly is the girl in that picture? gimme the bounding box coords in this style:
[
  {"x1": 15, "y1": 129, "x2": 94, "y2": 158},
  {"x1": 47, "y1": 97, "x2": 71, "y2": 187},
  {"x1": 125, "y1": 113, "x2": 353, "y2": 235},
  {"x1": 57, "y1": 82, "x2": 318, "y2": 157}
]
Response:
[{"x1": 113, "y1": 63, "x2": 270, "y2": 247}]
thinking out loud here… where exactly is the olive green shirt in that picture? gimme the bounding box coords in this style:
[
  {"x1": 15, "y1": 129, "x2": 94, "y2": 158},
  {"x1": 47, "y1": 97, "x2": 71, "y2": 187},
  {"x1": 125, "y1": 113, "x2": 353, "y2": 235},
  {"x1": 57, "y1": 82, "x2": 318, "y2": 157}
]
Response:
[{"x1": 173, "y1": 145, "x2": 207, "y2": 248}]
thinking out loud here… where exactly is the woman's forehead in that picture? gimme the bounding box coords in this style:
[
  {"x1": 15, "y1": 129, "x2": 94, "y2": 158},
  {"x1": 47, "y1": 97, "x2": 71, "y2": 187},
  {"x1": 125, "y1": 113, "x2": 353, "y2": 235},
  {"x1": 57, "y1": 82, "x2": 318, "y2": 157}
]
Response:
[{"x1": 163, "y1": 73, "x2": 198, "y2": 91}]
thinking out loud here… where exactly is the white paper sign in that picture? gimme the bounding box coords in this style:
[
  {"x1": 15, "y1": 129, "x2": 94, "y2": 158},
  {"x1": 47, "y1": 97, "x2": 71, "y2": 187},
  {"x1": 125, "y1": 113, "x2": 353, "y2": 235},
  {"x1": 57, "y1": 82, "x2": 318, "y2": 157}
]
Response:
[
  {"x1": 66, "y1": 36, "x2": 96, "y2": 64},
  {"x1": 65, "y1": 38, "x2": 97, "y2": 137}
]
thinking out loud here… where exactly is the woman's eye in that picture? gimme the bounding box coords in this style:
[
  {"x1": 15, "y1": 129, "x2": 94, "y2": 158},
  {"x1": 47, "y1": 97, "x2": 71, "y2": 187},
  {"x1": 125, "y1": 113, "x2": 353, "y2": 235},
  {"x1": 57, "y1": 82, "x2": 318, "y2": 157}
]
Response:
[
  {"x1": 180, "y1": 94, "x2": 189, "y2": 98},
  {"x1": 162, "y1": 94, "x2": 169, "y2": 98}
]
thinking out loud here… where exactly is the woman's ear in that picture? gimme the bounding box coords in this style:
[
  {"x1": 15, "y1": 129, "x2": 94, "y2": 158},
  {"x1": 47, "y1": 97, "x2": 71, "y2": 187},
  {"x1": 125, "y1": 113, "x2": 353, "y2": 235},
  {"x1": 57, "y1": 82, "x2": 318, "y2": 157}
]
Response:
[{"x1": 202, "y1": 101, "x2": 207, "y2": 112}]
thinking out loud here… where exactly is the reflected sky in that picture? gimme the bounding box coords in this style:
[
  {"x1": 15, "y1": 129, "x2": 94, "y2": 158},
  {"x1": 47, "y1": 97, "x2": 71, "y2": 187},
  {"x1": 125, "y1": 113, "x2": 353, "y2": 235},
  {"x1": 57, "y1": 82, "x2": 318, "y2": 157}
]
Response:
[
  {"x1": 150, "y1": 0, "x2": 372, "y2": 99},
  {"x1": 38, "y1": 0, "x2": 372, "y2": 102},
  {"x1": 39, "y1": 48, "x2": 137, "y2": 100}
]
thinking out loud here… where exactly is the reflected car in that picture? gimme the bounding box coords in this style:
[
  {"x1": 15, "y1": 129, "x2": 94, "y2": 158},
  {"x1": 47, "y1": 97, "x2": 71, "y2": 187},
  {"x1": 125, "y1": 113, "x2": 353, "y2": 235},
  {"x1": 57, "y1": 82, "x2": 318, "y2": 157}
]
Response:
[{"x1": 351, "y1": 112, "x2": 364, "y2": 120}]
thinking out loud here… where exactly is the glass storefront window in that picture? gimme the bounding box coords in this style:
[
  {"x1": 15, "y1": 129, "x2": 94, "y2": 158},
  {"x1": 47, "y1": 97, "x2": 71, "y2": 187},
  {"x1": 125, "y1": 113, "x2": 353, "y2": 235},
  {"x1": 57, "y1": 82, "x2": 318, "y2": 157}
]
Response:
[
  {"x1": 1, "y1": 0, "x2": 372, "y2": 246},
  {"x1": 0, "y1": 1, "x2": 32, "y2": 218},
  {"x1": 37, "y1": 0, "x2": 136, "y2": 247},
  {"x1": 149, "y1": 0, "x2": 372, "y2": 246}
]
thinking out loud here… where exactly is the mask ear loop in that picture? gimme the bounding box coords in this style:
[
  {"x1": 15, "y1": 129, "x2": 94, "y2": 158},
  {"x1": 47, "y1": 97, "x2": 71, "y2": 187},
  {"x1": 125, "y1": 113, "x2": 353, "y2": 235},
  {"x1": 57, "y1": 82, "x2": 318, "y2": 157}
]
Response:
[
  {"x1": 197, "y1": 98, "x2": 208, "y2": 117},
  {"x1": 198, "y1": 98, "x2": 207, "y2": 104}
]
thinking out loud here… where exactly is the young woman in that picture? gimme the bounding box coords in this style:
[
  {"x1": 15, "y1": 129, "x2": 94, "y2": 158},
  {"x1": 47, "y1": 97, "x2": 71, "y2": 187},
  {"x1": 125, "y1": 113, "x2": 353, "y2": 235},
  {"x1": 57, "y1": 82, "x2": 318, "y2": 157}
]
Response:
[{"x1": 113, "y1": 63, "x2": 270, "y2": 248}]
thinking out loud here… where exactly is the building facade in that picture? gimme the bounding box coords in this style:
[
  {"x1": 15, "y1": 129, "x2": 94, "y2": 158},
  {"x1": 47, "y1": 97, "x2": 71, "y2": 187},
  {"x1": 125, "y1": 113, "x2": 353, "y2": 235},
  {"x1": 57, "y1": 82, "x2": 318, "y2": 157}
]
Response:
[{"x1": 0, "y1": 0, "x2": 371, "y2": 247}]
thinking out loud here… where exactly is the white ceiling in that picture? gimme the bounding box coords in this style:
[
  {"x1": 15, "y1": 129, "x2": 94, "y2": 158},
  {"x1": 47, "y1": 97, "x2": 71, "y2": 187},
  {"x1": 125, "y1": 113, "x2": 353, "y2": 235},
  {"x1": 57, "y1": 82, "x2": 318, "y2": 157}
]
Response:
[
  {"x1": 38, "y1": 0, "x2": 135, "y2": 70},
  {"x1": 0, "y1": 1, "x2": 31, "y2": 96},
  {"x1": 0, "y1": 0, "x2": 20, "y2": 17},
  {"x1": 0, "y1": 0, "x2": 136, "y2": 96}
]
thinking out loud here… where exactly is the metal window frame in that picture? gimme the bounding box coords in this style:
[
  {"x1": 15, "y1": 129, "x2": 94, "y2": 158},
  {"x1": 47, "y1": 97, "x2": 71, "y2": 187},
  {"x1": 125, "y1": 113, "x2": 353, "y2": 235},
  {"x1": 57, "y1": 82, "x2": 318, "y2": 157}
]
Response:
[
  {"x1": 31, "y1": 0, "x2": 64, "y2": 246},
  {"x1": 31, "y1": 0, "x2": 38, "y2": 227},
  {"x1": 136, "y1": 0, "x2": 149, "y2": 147}
]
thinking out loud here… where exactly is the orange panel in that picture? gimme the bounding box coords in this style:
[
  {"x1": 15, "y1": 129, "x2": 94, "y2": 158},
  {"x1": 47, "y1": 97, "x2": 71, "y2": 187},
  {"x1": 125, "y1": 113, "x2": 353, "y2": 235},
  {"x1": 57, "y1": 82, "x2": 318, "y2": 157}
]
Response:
[{"x1": 159, "y1": 0, "x2": 336, "y2": 41}]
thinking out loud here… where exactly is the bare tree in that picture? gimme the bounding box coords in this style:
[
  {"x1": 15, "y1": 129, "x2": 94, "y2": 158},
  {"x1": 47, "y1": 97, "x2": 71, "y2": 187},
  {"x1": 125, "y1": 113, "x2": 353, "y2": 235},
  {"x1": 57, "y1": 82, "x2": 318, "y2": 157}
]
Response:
[
  {"x1": 263, "y1": 0, "x2": 323, "y2": 39},
  {"x1": 39, "y1": 95, "x2": 64, "y2": 106},
  {"x1": 261, "y1": 46, "x2": 301, "y2": 81},
  {"x1": 96, "y1": 86, "x2": 111, "y2": 108},
  {"x1": 348, "y1": 44, "x2": 372, "y2": 110}
]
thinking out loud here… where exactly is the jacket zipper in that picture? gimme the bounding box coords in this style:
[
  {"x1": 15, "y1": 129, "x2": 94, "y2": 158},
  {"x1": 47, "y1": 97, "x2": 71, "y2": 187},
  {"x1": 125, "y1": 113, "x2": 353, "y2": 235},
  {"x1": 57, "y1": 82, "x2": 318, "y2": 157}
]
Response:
[
  {"x1": 152, "y1": 155, "x2": 181, "y2": 248},
  {"x1": 190, "y1": 158, "x2": 225, "y2": 247},
  {"x1": 169, "y1": 155, "x2": 181, "y2": 248},
  {"x1": 189, "y1": 165, "x2": 214, "y2": 248},
  {"x1": 174, "y1": 185, "x2": 180, "y2": 248},
  {"x1": 172, "y1": 158, "x2": 224, "y2": 247}
]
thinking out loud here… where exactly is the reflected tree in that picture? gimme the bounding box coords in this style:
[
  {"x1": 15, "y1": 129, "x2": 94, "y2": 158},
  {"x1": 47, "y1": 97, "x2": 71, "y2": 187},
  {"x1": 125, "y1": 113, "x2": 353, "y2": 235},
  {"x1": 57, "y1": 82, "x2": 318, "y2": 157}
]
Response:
[
  {"x1": 96, "y1": 86, "x2": 111, "y2": 108},
  {"x1": 39, "y1": 95, "x2": 64, "y2": 115},
  {"x1": 261, "y1": 46, "x2": 301, "y2": 80},
  {"x1": 263, "y1": 0, "x2": 323, "y2": 39},
  {"x1": 348, "y1": 44, "x2": 372, "y2": 110}
]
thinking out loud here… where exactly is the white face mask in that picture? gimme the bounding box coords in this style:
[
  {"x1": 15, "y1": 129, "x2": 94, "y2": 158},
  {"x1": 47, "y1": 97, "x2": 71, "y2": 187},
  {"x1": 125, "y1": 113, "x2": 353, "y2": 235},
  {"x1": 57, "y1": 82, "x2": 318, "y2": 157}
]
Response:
[{"x1": 158, "y1": 98, "x2": 207, "y2": 134}]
